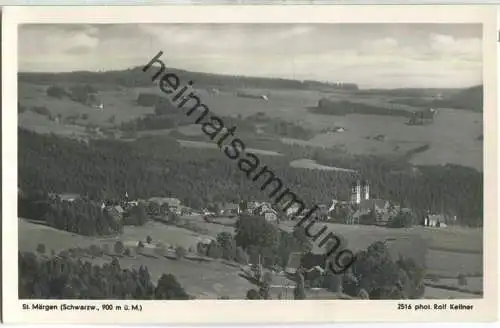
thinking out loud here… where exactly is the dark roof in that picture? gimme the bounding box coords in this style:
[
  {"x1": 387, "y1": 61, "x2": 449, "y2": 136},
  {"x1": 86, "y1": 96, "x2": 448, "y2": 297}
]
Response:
[
  {"x1": 427, "y1": 214, "x2": 445, "y2": 222},
  {"x1": 148, "y1": 197, "x2": 181, "y2": 206},
  {"x1": 106, "y1": 205, "x2": 124, "y2": 215},
  {"x1": 359, "y1": 199, "x2": 389, "y2": 212},
  {"x1": 301, "y1": 252, "x2": 327, "y2": 270},
  {"x1": 222, "y1": 203, "x2": 239, "y2": 210},
  {"x1": 262, "y1": 209, "x2": 277, "y2": 215},
  {"x1": 114, "y1": 205, "x2": 125, "y2": 214}
]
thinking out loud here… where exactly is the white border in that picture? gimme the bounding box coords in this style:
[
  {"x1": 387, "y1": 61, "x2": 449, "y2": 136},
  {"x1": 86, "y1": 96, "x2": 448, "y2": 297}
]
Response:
[{"x1": 2, "y1": 5, "x2": 498, "y2": 324}]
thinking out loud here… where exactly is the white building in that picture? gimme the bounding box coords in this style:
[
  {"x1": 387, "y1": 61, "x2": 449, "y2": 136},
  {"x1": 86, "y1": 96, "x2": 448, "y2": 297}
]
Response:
[
  {"x1": 263, "y1": 209, "x2": 278, "y2": 223},
  {"x1": 328, "y1": 199, "x2": 339, "y2": 213},
  {"x1": 424, "y1": 214, "x2": 447, "y2": 228},
  {"x1": 363, "y1": 182, "x2": 370, "y2": 200},
  {"x1": 351, "y1": 180, "x2": 370, "y2": 205},
  {"x1": 286, "y1": 203, "x2": 303, "y2": 217},
  {"x1": 351, "y1": 180, "x2": 362, "y2": 205}
]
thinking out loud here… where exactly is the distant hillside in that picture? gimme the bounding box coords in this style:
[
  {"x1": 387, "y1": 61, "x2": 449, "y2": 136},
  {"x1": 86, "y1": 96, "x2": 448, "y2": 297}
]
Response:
[
  {"x1": 443, "y1": 85, "x2": 483, "y2": 112},
  {"x1": 18, "y1": 66, "x2": 359, "y2": 91},
  {"x1": 357, "y1": 88, "x2": 460, "y2": 97},
  {"x1": 385, "y1": 85, "x2": 483, "y2": 113}
]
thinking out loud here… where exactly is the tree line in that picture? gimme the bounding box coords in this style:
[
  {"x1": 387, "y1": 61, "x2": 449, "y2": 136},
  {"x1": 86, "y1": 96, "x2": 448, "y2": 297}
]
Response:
[
  {"x1": 388, "y1": 85, "x2": 483, "y2": 113},
  {"x1": 19, "y1": 67, "x2": 359, "y2": 92},
  {"x1": 312, "y1": 99, "x2": 414, "y2": 118},
  {"x1": 19, "y1": 252, "x2": 190, "y2": 300},
  {"x1": 128, "y1": 92, "x2": 314, "y2": 140},
  {"x1": 18, "y1": 193, "x2": 152, "y2": 236},
  {"x1": 18, "y1": 128, "x2": 483, "y2": 226}
]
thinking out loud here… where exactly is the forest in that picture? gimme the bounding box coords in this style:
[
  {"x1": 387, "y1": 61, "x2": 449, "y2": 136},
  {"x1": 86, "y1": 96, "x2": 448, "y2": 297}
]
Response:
[
  {"x1": 123, "y1": 93, "x2": 315, "y2": 141},
  {"x1": 228, "y1": 217, "x2": 425, "y2": 300},
  {"x1": 18, "y1": 128, "x2": 483, "y2": 226},
  {"x1": 197, "y1": 217, "x2": 423, "y2": 300},
  {"x1": 19, "y1": 66, "x2": 359, "y2": 91},
  {"x1": 19, "y1": 252, "x2": 190, "y2": 300},
  {"x1": 19, "y1": 219, "x2": 424, "y2": 300},
  {"x1": 388, "y1": 85, "x2": 483, "y2": 113},
  {"x1": 311, "y1": 99, "x2": 415, "y2": 118}
]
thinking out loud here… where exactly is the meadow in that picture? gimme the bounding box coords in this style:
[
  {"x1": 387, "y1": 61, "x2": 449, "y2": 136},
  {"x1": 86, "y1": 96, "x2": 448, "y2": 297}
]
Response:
[
  {"x1": 290, "y1": 158, "x2": 356, "y2": 172},
  {"x1": 18, "y1": 80, "x2": 483, "y2": 171},
  {"x1": 18, "y1": 218, "x2": 255, "y2": 299},
  {"x1": 177, "y1": 139, "x2": 284, "y2": 157},
  {"x1": 19, "y1": 216, "x2": 482, "y2": 299},
  {"x1": 279, "y1": 221, "x2": 483, "y2": 298},
  {"x1": 17, "y1": 75, "x2": 484, "y2": 299}
]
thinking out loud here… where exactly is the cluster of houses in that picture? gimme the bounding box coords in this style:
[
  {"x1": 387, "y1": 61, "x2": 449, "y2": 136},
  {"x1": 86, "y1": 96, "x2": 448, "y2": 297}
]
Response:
[
  {"x1": 203, "y1": 201, "x2": 280, "y2": 223},
  {"x1": 48, "y1": 192, "x2": 188, "y2": 224},
  {"x1": 274, "y1": 179, "x2": 453, "y2": 228},
  {"x1": 49, "y1": 180, "x2": 454, "y2": 228},
  {"x1": 325, "y1": 180, "x2": 452, "y2": 227}
]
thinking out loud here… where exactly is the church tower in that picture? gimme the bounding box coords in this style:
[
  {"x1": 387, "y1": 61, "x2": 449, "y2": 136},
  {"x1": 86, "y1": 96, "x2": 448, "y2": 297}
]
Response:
[
  {"x1": 363, "y1": 180, "x2": 370, "y2": 200},
  {"x1": 351, "y1": 180, "x2": 361, "y2": 205}
]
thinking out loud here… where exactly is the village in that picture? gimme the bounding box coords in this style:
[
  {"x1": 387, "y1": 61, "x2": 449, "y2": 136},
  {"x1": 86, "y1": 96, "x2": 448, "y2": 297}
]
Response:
[
  {"x1": 15, "y1": 22, "x2": 483, "y2": 302},
  {"x1": 50, "y1": 178, "x2": 453, "y2": 233},
  {"x1": 24, "y1": 176, "x2": 464, "y2": 301}
]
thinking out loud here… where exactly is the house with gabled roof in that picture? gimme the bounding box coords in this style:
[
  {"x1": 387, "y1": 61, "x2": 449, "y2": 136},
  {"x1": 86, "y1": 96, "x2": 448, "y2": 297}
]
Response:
[
  {"x1": 148, "y1": 197, "x2": 181, "y2": 214},
  {"x1": 251, "y1": 202, "x2": 273, "y2": 216},
  {"x1": 148, "y1": 197, "x2": 181, "y2": 207},
  {"x1": 106, "y1": 205, "x2": 125, "y2": 222},
  {"x1": 262, "y1": 208, "x2": 278, "y2": 223},
  {"x1": 351, "y1": 198, "x2": 391, "y2": 224},
  {"x1": 424, "y1": 213, "x2": 447, "y2": 227},
  {"x1": 220, "y1": 202, "x2": 240, "y2": 217},
  {"x1": 286, "y1": 203, "x2": 303, "y2": 218},
  {"x1": 359, "y1": 198, "x2": 390, "y2": 213}
]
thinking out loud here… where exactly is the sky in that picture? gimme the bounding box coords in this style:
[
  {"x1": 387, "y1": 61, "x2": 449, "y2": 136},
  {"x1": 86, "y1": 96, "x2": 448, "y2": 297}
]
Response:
[{"x1": 19, "y1": 23, "x2": 482, "y2": 89}]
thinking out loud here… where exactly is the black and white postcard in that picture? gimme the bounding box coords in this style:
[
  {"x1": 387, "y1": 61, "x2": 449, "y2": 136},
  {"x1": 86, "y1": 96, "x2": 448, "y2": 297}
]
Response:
[{"x1": 2, "y1": 5, "x2": 498, "y2": 324}]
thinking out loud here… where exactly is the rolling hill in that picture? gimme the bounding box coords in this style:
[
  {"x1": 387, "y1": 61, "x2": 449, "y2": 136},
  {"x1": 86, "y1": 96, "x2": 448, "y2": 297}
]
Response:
[{"x1": 19, "y1": 66, "x2": 358, "y2": 91}]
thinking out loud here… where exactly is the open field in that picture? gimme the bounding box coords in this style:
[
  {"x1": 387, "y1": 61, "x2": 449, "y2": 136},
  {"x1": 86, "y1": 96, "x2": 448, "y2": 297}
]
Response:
[
  {"x1": 18, "y1": 81, "x2": 484, "y2": 299},
  {"x1": 424, "y1": 286, "x2": 481, "y2": 299},
  {"x1": 19, "y1": 218, "x2": 101, "y2": 252},
  {"x1": 290, "y1": 158, "x2": 356, "y2": 172},
  {"x1": 429, "y1": 277, "x2": 482, "y2": 293},
  {"x1": 19, "y1": 82, "x2": 155, "y2": 126},
  {"x1": 18, "y1": 218, "x2": 253, "y2": 299},
  {"x1": 279, "y1": 221, "x2": 483, "y2": 298},
  {"x1": 19, "y1": 218, "x2": 212, "y2": 253},
  {"x1": 148, "y1": 215, "x2": 483, "y2": 280},
  {"x1": 91, "y1": 253, "x2": 254, "y2": 299},
  {"x1": 177, "y1": 139, "x2": 284, "y2": 156},
  {"x1": 19, "y1": 81, "x2": 483, "y2": 171},
  {"x1": 177, "y1": 124, "x2": 205, "y2": 136},
  {"x1": 18, "y1": 111, "x2": 88, "y2": 137},
  {"x1": 181, "y1": 216, "x2": 237, "y2": 237},
  {"x1": 17, "y1": 23, "x2": 485, "y2": 305},
  {"x1": 278, "y1": 221, "x2": 483, "y2": 277},
  {"x1": 19, "y1": 216, "x2": 482, "y2": 298}
]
